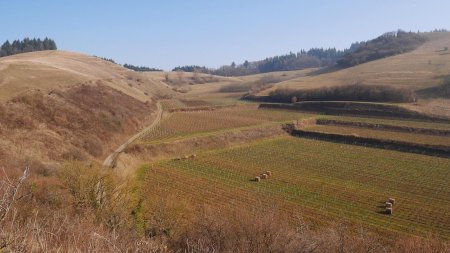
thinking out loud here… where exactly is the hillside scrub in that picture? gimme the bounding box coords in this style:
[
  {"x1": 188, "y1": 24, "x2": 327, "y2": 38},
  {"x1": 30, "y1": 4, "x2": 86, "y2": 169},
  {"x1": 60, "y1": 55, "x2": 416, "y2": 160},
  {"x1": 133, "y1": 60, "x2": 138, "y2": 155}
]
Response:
[
  {"x1": 0, "y1": 84, "x2": 155, "y2": 166},
  {"x1": 268, "y1": 84, "x2": 417, "y2": 103},
  {"x1": 337, "y1": 31, "x2": 427, "y2": 68},
  {"x1": 417, "y1": 76, "x2": 450, "y2": 98}
]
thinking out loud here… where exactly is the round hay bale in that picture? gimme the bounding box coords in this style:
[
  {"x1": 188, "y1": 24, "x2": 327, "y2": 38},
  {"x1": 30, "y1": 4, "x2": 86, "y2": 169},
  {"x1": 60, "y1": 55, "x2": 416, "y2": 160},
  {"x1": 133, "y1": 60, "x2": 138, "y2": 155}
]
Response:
[
  {"x1": 385, "y1": 207, "x2": 393, "y2": 215},
  {"x1": 385, "y1": 202, "x2": 392, "y2": 208},
  {"x1": 190, "y1": 154, "x2": 197, "y2": 159},
  {"x1": 254, "y1": 176, "x2": 261, "y2": 182},
  {"x1": 261, "y1": 173, "x2": 268, "y2": 179},
  {"x1": 388, "y1": 198, "x2": 396, "y2": 205},
  {"x1": 183, "y1": 155, "x2": 189, "y2": 160},
  {"x1": 266, "y1": 171, "x2": 272, "y2": 176}
]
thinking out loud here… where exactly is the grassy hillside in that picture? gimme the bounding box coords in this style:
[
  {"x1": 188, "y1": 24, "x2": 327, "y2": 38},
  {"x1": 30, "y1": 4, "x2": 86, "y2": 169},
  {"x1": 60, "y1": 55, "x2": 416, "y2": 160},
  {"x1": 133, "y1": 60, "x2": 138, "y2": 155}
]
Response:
[
  {"x1": 259, "y1": 32, "x2": 450, "y2": 95},
  {"x1": 0, "y1": 51, "x2": 174, "y2": 168},
  {"x1": 0, "y1": 50, "x2": 172, "y2": 102}
]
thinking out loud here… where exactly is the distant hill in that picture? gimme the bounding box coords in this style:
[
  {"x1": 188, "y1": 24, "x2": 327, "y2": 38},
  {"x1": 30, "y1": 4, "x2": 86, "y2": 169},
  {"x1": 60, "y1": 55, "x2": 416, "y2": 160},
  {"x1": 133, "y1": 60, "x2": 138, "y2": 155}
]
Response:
[
  {"x1": 174, "y1": 30, "x2": 449, "y2": 77},
  {"x1": 258, "y1": 32, "x2": 450, "y2": 96},
  {"x1": 173, "y1": 47, "x2": 360, "y2": 76},
  {"x1": 337, "y1": 30, "x2": 427, "y2": 68}
]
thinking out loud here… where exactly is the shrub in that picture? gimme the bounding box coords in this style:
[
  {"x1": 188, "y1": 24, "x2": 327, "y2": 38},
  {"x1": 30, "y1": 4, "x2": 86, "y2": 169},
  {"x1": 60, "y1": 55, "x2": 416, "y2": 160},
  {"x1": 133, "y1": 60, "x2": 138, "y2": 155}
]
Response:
[
  {"x1": 58, "y1": 161, "x2": 132, "y2": 230},
  {"x1": 268, "y1": 84, "x2": 417, "y2": 103}
]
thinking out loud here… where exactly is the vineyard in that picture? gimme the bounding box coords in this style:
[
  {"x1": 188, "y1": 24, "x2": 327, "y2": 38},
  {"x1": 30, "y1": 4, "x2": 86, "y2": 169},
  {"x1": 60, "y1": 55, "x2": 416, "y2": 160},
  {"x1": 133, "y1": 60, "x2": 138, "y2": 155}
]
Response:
[
  {"x1": 138, "y1": 106, "x2": 314, "y2": 143},
  {"x1": 304, "y1": 125, "x2": 450, "y2": 146},
  {"x1": 320, "y1": 115, "x2": 450, "y2": 130},
  {"x1": 140, "y1": 136, "x2": 450, "y2": 240},
  {"x1": 160, "y1": 99, "x2": 187, "y2": 110}
]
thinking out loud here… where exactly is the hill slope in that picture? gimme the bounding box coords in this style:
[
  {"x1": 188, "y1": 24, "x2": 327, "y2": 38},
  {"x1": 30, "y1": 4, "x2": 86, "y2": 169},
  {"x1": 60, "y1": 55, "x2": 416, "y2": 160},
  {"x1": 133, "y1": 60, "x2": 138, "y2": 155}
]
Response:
[
  {"x1": 260, "y1": 32, "x2": 450, "y2": 95},
  {"x1": 0, "y1": 50, "x2": 173, "y2": 102},
  {"x1": 0, "y1": 51, "x2": 171, "y2": 168}
]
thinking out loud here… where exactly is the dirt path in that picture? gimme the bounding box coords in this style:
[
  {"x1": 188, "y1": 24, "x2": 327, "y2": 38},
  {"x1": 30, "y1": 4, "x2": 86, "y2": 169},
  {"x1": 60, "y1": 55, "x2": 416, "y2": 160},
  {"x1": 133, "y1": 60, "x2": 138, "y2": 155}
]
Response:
[{"x1": 103, "y1": 102, "x2": 163, "y2": 167}]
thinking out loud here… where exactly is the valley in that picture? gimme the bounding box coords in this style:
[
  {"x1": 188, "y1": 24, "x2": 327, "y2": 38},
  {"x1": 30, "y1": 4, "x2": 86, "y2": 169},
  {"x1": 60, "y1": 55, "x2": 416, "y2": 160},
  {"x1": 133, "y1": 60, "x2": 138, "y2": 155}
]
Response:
[{"x1": 1, "y1": 30, "x2": 450, "y2": 252}]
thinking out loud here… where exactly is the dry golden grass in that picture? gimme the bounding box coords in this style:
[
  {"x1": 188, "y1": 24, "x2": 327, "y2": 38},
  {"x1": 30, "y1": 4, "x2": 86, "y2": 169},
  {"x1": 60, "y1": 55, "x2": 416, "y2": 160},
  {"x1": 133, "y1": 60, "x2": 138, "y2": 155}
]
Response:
[
  {"x1": 0, "y1": 50, "x2": 172, "y2": 102},
  {"x1": 176, "y1": 68, "x2": 317, "y2": 105},
  {"x1": 260, "y1": 32, "x2": 450, "y2": 95},
  {"x1": 0, "y1": 84, "x2": 158, "y2": 169}
]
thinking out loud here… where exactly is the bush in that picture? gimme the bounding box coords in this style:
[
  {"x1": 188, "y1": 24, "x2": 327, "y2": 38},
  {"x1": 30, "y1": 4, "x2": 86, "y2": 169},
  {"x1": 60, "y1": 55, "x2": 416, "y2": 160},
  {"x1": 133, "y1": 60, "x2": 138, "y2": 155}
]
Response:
[
  {"x1": 268, "y1": 84, "x2": 417, "y2": 103},
  {"x1": 58, "y1": 161, "x2": 132, "y2": 230},
  {"x1": 417, "y1": 76, "x2": 450, "y2": 98}
]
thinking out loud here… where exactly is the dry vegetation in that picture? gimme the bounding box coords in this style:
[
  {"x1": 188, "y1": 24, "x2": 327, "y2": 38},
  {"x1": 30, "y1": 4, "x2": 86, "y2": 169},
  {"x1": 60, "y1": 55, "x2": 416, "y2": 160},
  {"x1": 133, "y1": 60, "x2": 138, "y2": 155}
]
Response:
[
  {"x1": 0, "y1": 84, "x2": 156, "y2": 169},
  {"x1": 268, "y1": 84, "x2": 417, "y2": 103},
  {"x1": 2, "y1": 31, "x2": 450, "y2": 252},
  {"x1": 0, "y1": 51, "x2": 173, "y2": 103},
  {"x1": 259, "y1": 32, "x2": 450, "y2": 96}
]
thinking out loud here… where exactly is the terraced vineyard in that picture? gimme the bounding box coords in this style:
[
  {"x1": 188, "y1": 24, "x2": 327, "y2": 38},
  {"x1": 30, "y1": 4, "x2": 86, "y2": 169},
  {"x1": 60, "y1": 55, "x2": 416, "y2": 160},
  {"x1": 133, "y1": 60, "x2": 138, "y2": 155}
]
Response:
[
  {"x1": 321, "y1": 115, "x2": 450, "y2": 130},
  {"x1": 139, "y1": 107, "x2": 314, "y2": 143},
  {"x1": 140, "y1": 137, "x2": 450, "y2": 239},
  {"x1": 304, "y1": 125, "x2": 450, "y2": 146},
  {"x1": 160, "y1": 99, "x2": 187, "y2": 110}
]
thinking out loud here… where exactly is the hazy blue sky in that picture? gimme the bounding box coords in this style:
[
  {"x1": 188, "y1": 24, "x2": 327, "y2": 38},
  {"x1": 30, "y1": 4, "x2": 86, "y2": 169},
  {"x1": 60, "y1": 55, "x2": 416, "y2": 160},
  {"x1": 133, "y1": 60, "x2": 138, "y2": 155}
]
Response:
[{"x1": 1, "y1": 0, "x2": 449, "y2": 70}]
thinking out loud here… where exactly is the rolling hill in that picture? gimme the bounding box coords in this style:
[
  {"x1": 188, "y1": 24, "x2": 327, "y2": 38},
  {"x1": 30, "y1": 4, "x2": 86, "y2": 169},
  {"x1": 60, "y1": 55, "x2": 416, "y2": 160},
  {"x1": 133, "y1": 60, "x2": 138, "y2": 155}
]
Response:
[
  {"x1": 0, "y1": 51, "x2": 174, "y2": 168},
  {"x1": 2, "y1": 33, "x2": 450, "y2": 252},
  {"x1": 259, "y1": 32, "x2": 450, "y2": 95},
  {"x1": 0, "y1": 50, "x2": 174, "y2": 102}
]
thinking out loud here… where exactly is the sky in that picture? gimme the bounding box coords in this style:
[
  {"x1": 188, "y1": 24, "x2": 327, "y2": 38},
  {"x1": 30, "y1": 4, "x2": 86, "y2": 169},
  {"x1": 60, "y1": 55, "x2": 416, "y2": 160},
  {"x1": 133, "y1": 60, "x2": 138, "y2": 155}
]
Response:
[{"x1": 1, "y1": 0, "x2": 449, "y2": 70}]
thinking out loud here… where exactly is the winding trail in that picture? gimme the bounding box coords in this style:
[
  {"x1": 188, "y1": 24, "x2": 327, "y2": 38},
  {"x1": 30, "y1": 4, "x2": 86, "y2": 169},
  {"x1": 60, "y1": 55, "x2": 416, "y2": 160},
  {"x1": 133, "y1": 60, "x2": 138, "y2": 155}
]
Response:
[{"x1": 103, "y1": 102, "x2": 163, "y2": 168}]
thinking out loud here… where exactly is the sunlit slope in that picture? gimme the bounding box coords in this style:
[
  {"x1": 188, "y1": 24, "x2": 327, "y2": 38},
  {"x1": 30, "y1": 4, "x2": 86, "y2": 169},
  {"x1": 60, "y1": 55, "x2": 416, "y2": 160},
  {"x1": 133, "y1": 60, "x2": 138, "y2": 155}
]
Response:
[
  {"x1": 260, "y1": 32, "x2": 450, "y2": 95},
  {"x1": 0, "y1": 50, "x2": 172, "y2": 102}
]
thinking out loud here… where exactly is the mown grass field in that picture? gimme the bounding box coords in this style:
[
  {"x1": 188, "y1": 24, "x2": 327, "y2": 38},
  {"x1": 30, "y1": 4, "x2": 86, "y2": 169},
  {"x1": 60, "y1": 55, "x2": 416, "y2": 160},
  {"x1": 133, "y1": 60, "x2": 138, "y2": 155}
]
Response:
[
  {"x1": 305, "y1": 125, "x2": 450, "y2": 146},
  {"x1": 140, "y1": 136, "x2": 450, "y2": 240},
  {"x1": 138, "y1": 107, "x2": 314, "y2": 143}
]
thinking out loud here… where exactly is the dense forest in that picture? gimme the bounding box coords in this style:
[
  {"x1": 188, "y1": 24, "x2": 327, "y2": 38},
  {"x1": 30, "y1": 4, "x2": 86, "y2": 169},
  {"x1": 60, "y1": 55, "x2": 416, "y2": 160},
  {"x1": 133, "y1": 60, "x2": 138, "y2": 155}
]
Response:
[
  {"x1": 337, "y1": 30, "x2": 427, "y2": 67},
  {"x1": 0, "y1": 38, "x2": 57, "y2": 57},
  {"x1": 123, "y1": 63, "x2": 162, "y2": 72}
]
